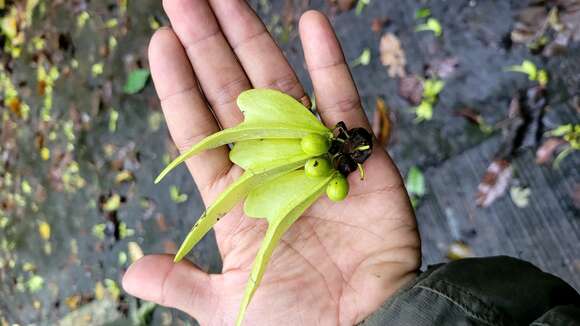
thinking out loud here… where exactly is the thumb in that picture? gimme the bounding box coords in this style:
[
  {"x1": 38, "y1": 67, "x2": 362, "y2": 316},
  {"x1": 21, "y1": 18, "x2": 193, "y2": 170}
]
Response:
[{"x1": 122, "y1": 254, "x2": 217, "y2": 322}]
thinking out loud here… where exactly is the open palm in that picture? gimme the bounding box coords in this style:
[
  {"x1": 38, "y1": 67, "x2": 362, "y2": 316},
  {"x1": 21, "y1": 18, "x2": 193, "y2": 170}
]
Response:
[{"x1": 122, "y1": 1, "x2": 420, "y2": 325}]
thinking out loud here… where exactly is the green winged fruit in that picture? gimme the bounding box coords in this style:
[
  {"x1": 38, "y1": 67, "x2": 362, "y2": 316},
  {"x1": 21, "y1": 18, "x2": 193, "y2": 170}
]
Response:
[
  {"x1": 300, "y1": 133, "x2": 330, "y2": 156},
  {"x1": 326, "y1": 174, "x2": 349, "y2": 202},
  {"x1": 304, "y1": 158, "x2": 332, "y2": 178}
]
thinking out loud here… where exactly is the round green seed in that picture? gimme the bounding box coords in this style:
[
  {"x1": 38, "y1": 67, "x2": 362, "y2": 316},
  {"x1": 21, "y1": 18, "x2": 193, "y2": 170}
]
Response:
[
  {"x1": 301, "y1": 133, "x2": 330, "y2": 156},
  {"x1": 304, "y1": 158, "x2": 332, "y2": 178},
  {"x1": 326, "y1": 175, "x2": 349, "y2": 202}
]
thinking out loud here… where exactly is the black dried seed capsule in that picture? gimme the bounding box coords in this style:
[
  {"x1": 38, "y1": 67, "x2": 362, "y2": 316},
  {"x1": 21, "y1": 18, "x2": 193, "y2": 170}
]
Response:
[
  {"x1": 350, "y1": 128, "x2": 373, "y2": 147},
  {"x1": 330, "y1": 121, "x2": 374, "y2": 177},
  {"x1": 349, "y1": 128, "x2": 373, "y2": 164},
  {"x1": 328, "y1": 139, "x2": 344, "y2": 155},
  {"x1": 336, "y1": 154, "x2": 358, "y2": 176},
  {"x1": 333, "y1": 121, "x2": 349, "y2": 140},
  {"x1": 351, "y1": 148, "x2": 372, "y2": 164}
]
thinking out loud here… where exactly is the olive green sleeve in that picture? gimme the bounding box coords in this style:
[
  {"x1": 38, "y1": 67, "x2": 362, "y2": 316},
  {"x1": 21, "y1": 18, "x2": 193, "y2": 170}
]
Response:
[{"x1": 359, "y1": 256, "x2": 580, "y2": 326}]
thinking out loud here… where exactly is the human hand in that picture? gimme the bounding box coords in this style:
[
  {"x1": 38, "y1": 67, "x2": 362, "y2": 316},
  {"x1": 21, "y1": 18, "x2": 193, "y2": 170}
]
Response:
[{"x1": 122, "y1": 1, "x2": 420, "y2": 325}]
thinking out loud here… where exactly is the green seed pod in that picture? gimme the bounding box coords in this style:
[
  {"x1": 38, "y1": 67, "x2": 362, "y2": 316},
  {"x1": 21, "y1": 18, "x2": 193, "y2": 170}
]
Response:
[
  {"x1": 301, "y1": 133, "x2": 330, "y2": 156},
  {"x1": 304, "y1": 158, "x2": 332, "y2": 178},
  {"x1": 326, "y1": 175, "x2": 349, "y2": 202}
]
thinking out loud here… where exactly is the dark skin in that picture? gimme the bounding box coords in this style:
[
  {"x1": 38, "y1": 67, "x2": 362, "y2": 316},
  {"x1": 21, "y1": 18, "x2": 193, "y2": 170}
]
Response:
[{"x1": 122, "y1": 1, "x2": 420, "y2": 325}]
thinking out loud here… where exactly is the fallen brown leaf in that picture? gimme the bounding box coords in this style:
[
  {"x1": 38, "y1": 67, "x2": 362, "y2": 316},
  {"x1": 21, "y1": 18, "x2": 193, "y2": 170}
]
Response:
[
  {"x1": 34, "y1": 132, "x2": 45, "y2": 150},
  {"x1": 333, "y1": 0, "x2": 356, "y2": 11},
  {"x1": 372, "y1": 97, "x2": 392, "y2": 147},
  {"x1": 65, "y1": 295, "x2": 82, "y2": 310},
  {"x1": 572, "y1": 183, "x2": 580, "y2": 209},
  {"x1": 371, "y1": 17, "x2": 389, "y2": 33},
  {"x1": 7, "y1": 97, "x2": 23, "y2": 118},
  {"x1": 496, "y1": 87, "x2": 547, "y2": 159},
  {"x1": 398, "y1": 75, "x2": 423, "y2": 105},
  {"x1": 282, "y1": 0, "x2": 295, "y2": 28},
  {"x1": 511, "y1": 5, "x2": 547, "y2": 44},
  {"x1": 455, "y1": 107, "x2": 482, "y2": 125},
  {"x1": 155, "y1": 212, "x2": 168, "y2": 232},
  {"x1": 511, "y1": 0, "x2": 580, "y2": 56},
  {"x1": 536, "y1": 138, "x2": 566, "y2": 164},
  {"x1": 560, "y1": 0, "x2": 580, "y2": 42},
  {"x1": 427, "y1": 57, "x2": 459, "y2": 79},
  {"x1": 379, "y1": 33, "x2": 406, "y2": 78},
  {"x1": 164, "y1": 240, "x2": 177, "y2": 254},
  {"x1": 476, "y1": 159, "x2": 513, "y2": 207}
]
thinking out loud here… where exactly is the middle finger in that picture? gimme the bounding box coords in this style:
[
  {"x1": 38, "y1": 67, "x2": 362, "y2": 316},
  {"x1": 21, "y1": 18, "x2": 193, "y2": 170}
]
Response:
[
  {"x1": 208, "y1": 0, "x2": 309, "y2": 107},
  {"x1": 163, "y1": 0, "x2": 248, "y2": 128}
]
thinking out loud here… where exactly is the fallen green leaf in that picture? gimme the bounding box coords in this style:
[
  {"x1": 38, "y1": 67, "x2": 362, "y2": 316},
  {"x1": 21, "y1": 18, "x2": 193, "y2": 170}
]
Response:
[
  {"x1": 118, "y1": 252, "x2": 128, "y2": 266},
  {"x1": 103, "y1": 194, "x2": 121, "y2": 212},
  {"x1": 510, "y1": 186, "x2": 531, "y2": 208},
  {"x1": 415, "y1": 8, "x2": 431, "y2": 19},
  {"x1": 169, "y1": 186, "x2": 188, "y2": 203},
  {"x1": 416, "y1": 18, "x2": 442, "y2": 37},
  {"x1": 414, "y1": 101, "x2": 433, "y2": 122},
  {"x1": 406, "y1": 166, "x2": 425, "y2": 197},
  {"x1": 355, "y1": 0, "x2": 370, "y2": 15},
  {"x1": 537, "y1": 69, "x2": 549, "y2": 87},
  {"x1": 119, "y1": 222, "x2": 135, "y2": 239},
  {"x1": 149, "y1": 16, "x2": 161, "y2": 30},
  {"x1": 124, "y1": 69, "x2": 150, "y2": 94},
  {"x1": 21, "y1": 180, "x2": 32, "y2": 194},
  {"x1": 27, "y1": 275, "x2": 44, "y2": 293},
  {"x1": 423, "y1": 79, "x2": 445, "y2": 100},
  {"x1": 105, "y1": 18, "x2": 118, "y2": 28},
  {"x1": 547, "y1": 123, "x2": 579, "y2": 168},
  {"x1": 77, "y1": 11, "x2": 90, "y2": 29},
  {"x1": 92, "y1": 63, "x2": 104, "y2": 77},
  {"x1": 92, "y1": 224, "x2": 106, "y2": 240},
  {"x1": 104, "y1": 279, "x2": 121, "y2": 301},
  {"x1": 109, "y1": 109, "x2": 119, "y2": 132},
  {"x1": 553, "y1": 146, "x2": 573, "y2": 169},
  {"x1": 504, "y1": 60, "x2": 538, "y2": 81},
  {"x1": 352, "y1": 48, "x2": 371, "y2": 67}
]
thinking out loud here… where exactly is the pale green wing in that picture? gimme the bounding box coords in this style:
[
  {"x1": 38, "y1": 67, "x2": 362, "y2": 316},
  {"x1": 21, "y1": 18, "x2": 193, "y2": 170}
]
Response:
[
  {"x1": 235, "y1": 172, "x2": 332, "y2": 326},
  {"x1": 155, "y1": 123, "x2": 315, "y2": 184},
  {"x1": 239, "y1": 153, "x2": 314, "y2": 220},
  {"x1": 237, "y1": 89, "x2": 329, "y2": 134},
  {"x1": 173, "y1": 157, "x2": 311, "y2": 262},
  {"x1": 156, "y1": 88, "x2": 331, "y2": 183},
  {"x1": 230, "y1": 139, "x2": 305, "y2": 170},
  {"x1": 244, "y1": 170, "x2": 333, "y2": 220}
]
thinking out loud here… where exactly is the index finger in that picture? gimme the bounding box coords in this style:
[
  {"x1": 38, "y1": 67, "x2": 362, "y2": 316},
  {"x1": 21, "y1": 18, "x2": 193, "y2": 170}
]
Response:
[
  {"x1": 149, "y1": 28, "x2": 231, "y2": 198},
  {"x1": 299, "y1": 11, "x2": 370, "y2": 129}
]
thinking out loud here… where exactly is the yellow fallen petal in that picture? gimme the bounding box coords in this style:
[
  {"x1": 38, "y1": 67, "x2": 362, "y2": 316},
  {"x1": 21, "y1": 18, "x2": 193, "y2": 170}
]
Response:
[
  {"x1": 103, "y1": 194, "x2": 121, "y2": 212},
  {"x1": 38, "y1": 221, "x2": 50, "y2": 240},
  {"x1": 95, "y1": 281, "x2": 105, "y2": 300},
  {"x1": 128, "y1": 242, "x2": 143, "y2": 263},
  {"x1": 40, "y1": 147, "x2": 50, "y2": 160}
]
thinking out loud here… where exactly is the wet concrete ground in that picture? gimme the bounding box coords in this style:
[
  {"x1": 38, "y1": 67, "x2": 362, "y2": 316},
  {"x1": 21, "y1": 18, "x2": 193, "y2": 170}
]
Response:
[{"x1": 0, "y1": 0, "x2": 578, "y2": 324}]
